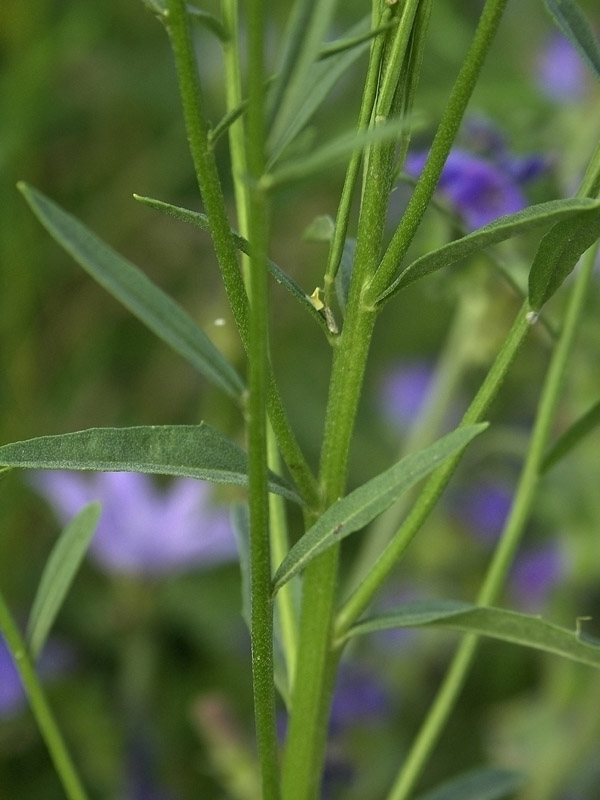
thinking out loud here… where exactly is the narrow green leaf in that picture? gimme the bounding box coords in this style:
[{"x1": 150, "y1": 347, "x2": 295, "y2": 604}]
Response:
[
  {"x1": 133, "y1": 194, "x2": 331, "y2": 335},
  {"x1": 267, "y1": 0, "x2": 339, "y2": 157},
  {"x1": 231, "y1": 503, "x2": 251, "y2": 629},
  {"x1": 267, "y1": 15, "x2": 375, "y2": 166},
  {"x1": 318, "y1": 18, "x2": 397, "y2": 60},
  {"x1": 187, "y1": 6, "x2": 228, "y2": 41},
  {"x1": 414, "y1": 767, "x2": 525, "y2": 800},
  {"x1": 0, "y1": 425, "x2": 301, "y2": 504},
  {"x1": 528, "y1": 205, "x2": 600, "y2": 310},
  {"x1": 27, "y1": 502, "x2": 101, "y2": 661},
  {"x1": 263, "y1": 116, "x2": 422, "y2": 190},
  {"x1": 272, "y1": 425, "x2": 487, "y2": 594},
  {"x1": 542, "y1": 397, "x2": 600, "y2": 473},
  {"x1": 18, "y1": 183, "x2": 245, "y2": 400},
  {"x1": 345, "y1": 600, "x2": 600, "y2": 669},
  {"x1": 543, "y1": 0, "x2": 600, "y2": 80},
  {"x1": 375, "y1": 198, "x2": 600, "y2": 305}
]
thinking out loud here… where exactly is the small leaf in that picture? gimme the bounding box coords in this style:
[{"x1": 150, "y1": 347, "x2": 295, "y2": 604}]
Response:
[
  {"x1": 376, "y1": 197, "x2": 600, "y2": 305},
  {"x1": 414, "y1": 767, "x2": 525, "y2": 800},
  {"x1": 27, "y1": 502, "x2": 101, "y2": 661},
  {"x1": 528, "y1": 204, "x2": 600, "y2": 310},
  {"x1": 187, "y1": 6, "x2": 228, "y2": 41},
  {"x1": 303, "y1": 215, "x2": 335, "y2": 242},
  {"x1": 272, "y1": 425, "x2": 487, "y2": 594},
  {"x1": 263, "y1": 116, "x2": 422, "y2": 190},
  {"x1": 543, "y1": 0, "x2": 600, "y2": 81},
  {"x1": 0, "y1": 425, "x2": 301, "y2": 504},
  {"x1": 542, "y1": 397, "x2": 600, "y2": 473},
  {"x1": 133, "y1": 194, "x2": 331, "y2": 336},
  {"x1": 345, "y1": 600, "x2": 600, "y2": 669},
  {"x1": 18, "y1": 183, "x2": 245, "y2": 400}
]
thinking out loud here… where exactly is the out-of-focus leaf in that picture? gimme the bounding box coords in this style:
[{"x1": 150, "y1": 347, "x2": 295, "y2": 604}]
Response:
[
  {"x1": 528, "y1": 204, "x2": 600, "y2": 310},
  {"x1": 263, "y1": 116, "x2": 421, "y2": 190},
  {"x1": 345, "y1": 600, "x2": 600, "y2": 668},
  {"x1": 303, "y1": 215, "x2": 335, "y2": 242},
  {"x1": 375, "y1": 198, "x2": 600, "y2": 305},
  {"x1": 543, "y1": 0, "x2": 600, "y2": 80},
  {"x1": 27, "y1": 503, "x2": 101, "y2": 661},
  {"x1": 187, "y1": 6, "x2": 228, "y2": 41},
  {"x1": 272, "y1": 425, "x2": 487, "y2": 594},
  {"x1": 414, "y1": 767, "x2": 525, "y2": 800},
  {"x1": 133, "y1": 194, "x2": 330, "y2": 336},
  {"x1": 0, "y1": 425, "x2": 301, "y2": 503},
  {"x1": 18, "y1": 183, "x2": 245, "y2": 400},
  {"x1": 231, "y1": 503, "x2": 251, "y2": 629},
  {"x1": 335, "y1": 238, "x2": 356, "y2": 316},
  {"x1": 542, "y1": 397, "x2": 600, "y2": 473}
]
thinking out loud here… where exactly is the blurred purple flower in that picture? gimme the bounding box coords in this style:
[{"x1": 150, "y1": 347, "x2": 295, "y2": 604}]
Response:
[
  {"x1": 31, "y1": 471, "x2": 238, "y2": 577},
  {"x1": 453, "y1": 481, "x2": 513, "y2": 544},
  {"x1": 329, "y1": 663, "x2": 391, "y2": 735},
  {"x1": 535, "y1": 34, "x2": 589, "y2": 102},
  {"x1": 379, "y1": 361, "x2": 434, "y2": 429},
  {"x1": 0, "y1": 636, "x2": 73, "y2": 719},
  {"x1": 405, "y1": 149, "x2": 529, "y2": 230},
  {"x1": 509, "y1": 543, "x2": 565, "y2": 611}
]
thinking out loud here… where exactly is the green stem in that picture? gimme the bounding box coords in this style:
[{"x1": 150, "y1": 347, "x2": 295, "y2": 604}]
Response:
[
  {"x1": 336, "y1": 302, "x2": 530, "y2": 637},
  {"x1": 381, "y1": 142, "x2": 600, "y2": 800},
  {"x1": 166, "y1": 0, "x2": 319, "y2": 508},
  {"x1": 366, "y1": 0, "x2": 510, "y2": 304},
  {"x1": 245, "y1": 0, "x2": 280, "y2": 795},
  {"x1": 0, "y1": 591, "x2": 90, "y2": 800}
]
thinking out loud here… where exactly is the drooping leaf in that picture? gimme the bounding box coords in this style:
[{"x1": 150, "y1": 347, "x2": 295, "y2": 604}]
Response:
[
  {"x1": 344, "y1": 600, "x2": 600, "y2": 669},
  {"x1": 272, "y1": 425, "x2": 487, "y2": 594},
  {"x1": 263, "y1": 116, "x2": 422, "y2": 190},
  {"x1": 375, "y1": 197, "x2": 600, "y2": 305},
  {"x1": 318, "y1": 17, "x2": 397, "y2": 60},
  {"x1": 26, "y1": 502, "x2": 101, "y2": 661},
  {"x1": 187, "y1": 6, "x2": 228, "y2": 41},
  {"x1": 414, "y1": 767, "x2": 525, "y2": 800},
  {"x1": 543, "y1": 0, "x2": 600, "y2": 81},
  {"x1": 542, "y1": 397, "x2": 600, "y2": 473},
  {"x1": 528, "y1": 204, "x2": 600, "y2": 310},
  {"x1": 18, "y1": 183, "x2": 245, "y2": 400},
  {"x1": 0, "y1": 425, "x2": 301, "y2": 503},
  {"x1": 133, "y1": 194, "x2": 331, "y2": 336}
]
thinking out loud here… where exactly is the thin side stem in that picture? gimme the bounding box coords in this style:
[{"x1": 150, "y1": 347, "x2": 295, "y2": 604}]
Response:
[
  {"x1": 336, "y1": 302, "x2": 530, "y2": 636},
  {"x1": 245, "y1": 0, "x2": 280, "y2": 795},
  {"x1": 366, "y1": 0, "x2": 509, "y2": 304},
  {"x1": 0, "y1": 591, "x2": 90, "y2": 800},
  {"x1": 166, "y1": 0, "x2": 319, "y2": 507}
]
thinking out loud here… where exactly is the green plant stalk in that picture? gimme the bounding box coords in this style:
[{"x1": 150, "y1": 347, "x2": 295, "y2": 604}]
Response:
[
  {"x1": 380, "y1": 140, "x2": 600, "y2": 800},
  {"x1": 323, "y1": 3, "x2": 391, "y2": 307},
  {"x1": 165, "y1": 0, "x2": 318, "y2": 508},
  {"x1": 384, "y1": 241, "x2": 600, "y2": 800},
  {"x1": 336, "y1": 301, "x2": 530, "y2": 637},
  {"x1": 221, "y1": 0, "x2": 298, "y2": 691},
  {"x1": 0, "y1": 591, "x2": 90, "y2": 800},
  {"x1": 281, "y1": 10, "x2": 422, "y2": 794},
  {"x1": 245, "y1": 0, "x2": 281, "y2": 795},
  {"x1": 366, "y1": 0, "x2": 510, "y2": 304}
]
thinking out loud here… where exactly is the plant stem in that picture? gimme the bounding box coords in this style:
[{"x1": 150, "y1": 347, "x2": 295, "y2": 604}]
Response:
[
  {"x1": 336, "y1": 301, "x2": 530, "y2": 637},
  {"x1": 0, "y1": 591, "x2": 90, "y2": 800},
  {"x1": 166, "y1": 0, "x2": 319, "y2": 508},
  {"x1": 245, "y1": 0, "x2": 281, "y2": 795},
  {"x1": 366, "y1": 0, "x2": 509, "y2": 304},
  {"x1": 381, "y1": 143, "x2": 600, "y2": 800}
]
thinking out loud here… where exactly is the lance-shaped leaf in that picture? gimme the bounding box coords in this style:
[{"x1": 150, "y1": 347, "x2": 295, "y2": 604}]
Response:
[
  {"x1": 543, "y1": 0, "x2": 600, "y2": 80},
  {"x1": 27, "y1": 502, "x2": 101, "y2": 661},
  {"x1": 133, "y1": 194, "x2": 331, "y2": 336},
  {"x1": 344, "y1": 600, "x2": 600, "y2": 669},
  {"x1": 542, "y1": 397, "x2": 600, "y2": 473},
  {"x1": 414, "y1": 767, "x2": 525, "y2": 800},
  {"x1": 272, "y1": 425, "x2": 487, "y2": 594},
  {"x1": 0, "y1": 425, "x2": 301, "y2": 504},
  {"x1": 528, "y1": 203, "x2": 600, "y2": 311},
  {"x1": 375, "y1": 197, "x2": 600, "y2": 305},
  {"x1": 18, "y1": 183, "x2": 245, "y2": 400}
]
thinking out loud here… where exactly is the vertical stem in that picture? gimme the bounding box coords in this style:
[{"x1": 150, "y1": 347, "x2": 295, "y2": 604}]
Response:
[
  {"x1": 0, "y1": 591, "x2": 90, "y2": 800},
  {"x1": 367, "y1": 0, "x2": 510, "y2": 303}
]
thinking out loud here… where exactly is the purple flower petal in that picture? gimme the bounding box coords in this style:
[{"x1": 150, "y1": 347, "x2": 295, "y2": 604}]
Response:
[
  {"x1": 509, "y1": 543, "x2": 565, "y2": 611},
  {"x1": 379, "y1": 361, "x2": 434, "y2": 429},
  {"x1": 329, "y1": 664, "x2": 391, "y2": 735},
  {"x1": 535, "y1": 34, "x2": 589, "y2": 102},
  {"x1": 30, "y1": 471, "x2": 238, "y2": 577},
  {"x1": 453, "y1": 481, "x2": 513, "y2": 544}
]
